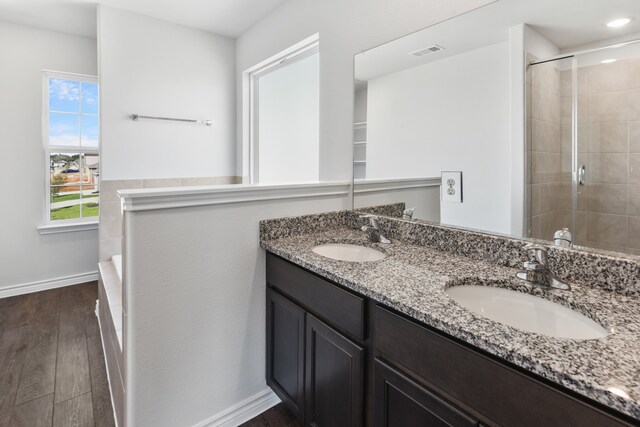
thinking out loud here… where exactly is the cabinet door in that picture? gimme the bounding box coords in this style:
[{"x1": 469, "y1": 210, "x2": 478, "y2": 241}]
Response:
[
  {"x1": 374, "y1": 360, "x2": 477, "y2": 427},
  {"x1": 305, "y1": 314, "x2": 364, "y2": 427},
  {"x1": 267, "y1": 289, "x2": 305, "y2": 422}
]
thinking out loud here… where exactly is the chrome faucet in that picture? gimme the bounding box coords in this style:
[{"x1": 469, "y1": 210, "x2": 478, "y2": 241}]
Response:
[
  {"x1": 360, "y1": 215, "x2": 391, "y2": 244},
  {"x1": 516, "y1": 244, "x2": 570, "y2": 290}
]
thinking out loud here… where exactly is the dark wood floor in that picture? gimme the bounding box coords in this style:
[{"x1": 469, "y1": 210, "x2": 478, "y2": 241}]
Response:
[
  {"x1": 240, "y1": 403, "x2": 302, "y2": 427},
  {"x1": 0, "y1": 282, "x2": 115, "y2": 427}
]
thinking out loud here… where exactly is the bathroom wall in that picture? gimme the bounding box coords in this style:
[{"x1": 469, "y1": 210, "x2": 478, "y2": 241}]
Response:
[
  {"x1": 98, "y1": 177, "x2": 239, "y2": 261},
  {"x1": 568, "y1": 57, "x2": 640, "y2": 254},
  {"x1": 98, "y1": 5, "x2": 237, "y2": 181},
  {"x1": 235, "y1": 0, "x2": 496, "y2": 181},
  {"x1": 97, "y1": 5, "x2": 239, "y2": 260},
  {"x1": 353, "y1": 184, "x2": 441, "y2": 222},
  {"x1": 0, "y1": 21, "x2": 99, "y2": 294},
  {"x1": 120, "y1": 187, "x2": 350, "y2": 426},
  {"x1": 365, "y1": 41, "x2": 511, "y2": 235}
]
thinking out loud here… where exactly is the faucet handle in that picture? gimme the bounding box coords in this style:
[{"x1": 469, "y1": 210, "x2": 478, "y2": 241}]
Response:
[
  {"x1": 523, "y1": 260, "x2": 545, "y2": 271},
  {"x1": 402, "y1": 208, "x2": 415, "y2": 220},
  {"x1": 523, "y1": 244, "x2": 548, "y2": 264},
  {"x1": 359, "y1": 214, "x2": 380, "y2": 228},
  {"x1": 553, "y1": 228, "x2": 572, "y2": 247}
]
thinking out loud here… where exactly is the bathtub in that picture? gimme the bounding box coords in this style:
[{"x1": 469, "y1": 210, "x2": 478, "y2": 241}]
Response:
[
  {"x1": 111, "y1": 254, "x2": 123, "y2": 282},
  {"x1": 98, "y1": 254, "x2": 123, "y2": 349},
  {"x1": 97, "y1": 254, "x2": 125, "y2": 426}
]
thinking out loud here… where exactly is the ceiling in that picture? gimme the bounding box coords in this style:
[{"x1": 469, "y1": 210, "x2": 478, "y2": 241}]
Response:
[
  {"x1": 355, "y1": 0, "x2": 640, "y2": 81},
  {"x1": 0, "y1": 0, "x2": 285, "y2": 39}
]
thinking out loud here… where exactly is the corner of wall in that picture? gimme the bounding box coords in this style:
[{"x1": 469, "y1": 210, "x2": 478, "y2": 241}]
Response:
[{"x1": 509, "y1": 24, "x2": 526, "y2": 237}]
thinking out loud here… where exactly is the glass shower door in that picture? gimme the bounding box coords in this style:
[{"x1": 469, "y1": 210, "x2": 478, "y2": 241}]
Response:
[{"x1": 574, "y1": 45, "x2": 640, "y2": 254}]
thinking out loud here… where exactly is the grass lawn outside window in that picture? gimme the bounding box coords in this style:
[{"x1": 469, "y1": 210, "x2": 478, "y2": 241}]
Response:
[{"x1": 50, "y1": 202, "x2": 99, "y2": 220}]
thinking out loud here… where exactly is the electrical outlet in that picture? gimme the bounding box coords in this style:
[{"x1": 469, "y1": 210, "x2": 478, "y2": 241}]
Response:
[{"x1": 441, "y1": 171, "x2": 462, "y2": 203}]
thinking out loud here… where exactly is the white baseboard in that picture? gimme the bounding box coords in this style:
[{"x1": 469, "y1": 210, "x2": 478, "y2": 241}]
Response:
[
  {"x1": 193, "y1": 388, "x2": 281, "y2": 427},
  {"x1": 0, "y1": 271, "x2": 99, "y2": 299}
]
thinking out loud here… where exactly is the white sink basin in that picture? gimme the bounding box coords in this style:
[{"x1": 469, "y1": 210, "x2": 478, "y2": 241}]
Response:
[
  {"x1": 312, "y1": 243, "x2": 386, "y2": 262},
  {"x1": 446, "y1": 285, "x2": 609, "y2": 340}
]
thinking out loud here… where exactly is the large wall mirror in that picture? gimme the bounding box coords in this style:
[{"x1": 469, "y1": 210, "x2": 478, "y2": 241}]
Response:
[{"x1": 353, "y1": 0, "x2": 640, "y2": 258}]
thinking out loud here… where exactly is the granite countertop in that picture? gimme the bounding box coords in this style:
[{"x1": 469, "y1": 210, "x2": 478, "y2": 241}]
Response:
[{"x1": 261, "y1": 227, "x2": 640, "y2": 420}]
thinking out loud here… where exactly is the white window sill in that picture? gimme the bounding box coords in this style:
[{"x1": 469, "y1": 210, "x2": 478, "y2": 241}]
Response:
[{"x1": 38, "y1": 221, "x2": 99, "y2": 235}]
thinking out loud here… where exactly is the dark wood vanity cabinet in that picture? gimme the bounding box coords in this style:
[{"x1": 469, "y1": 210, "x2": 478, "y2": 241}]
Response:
[
  {"x1": 266, "y1": 253, "x2": 636, "y2": 427},
  {"x1": 266, "y1": 288, "x2": 305, "y2": 421},
  {"x1": 374, "y1": 359, "x2": 477, "y2": 427},
  {"x1": 266, "y1": 254, "x2": 365, "y2": 426},
  {"x1": 305, "y1": 314, "x2": 364, "y2": 427},
  {"x1": 373, "y1": 306, "x2": 635, "y2": 427}
]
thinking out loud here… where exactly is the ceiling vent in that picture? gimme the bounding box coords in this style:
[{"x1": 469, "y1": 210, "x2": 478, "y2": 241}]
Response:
[{"x1": 409, "y1": 45, "x2": 445, "y2": 57}]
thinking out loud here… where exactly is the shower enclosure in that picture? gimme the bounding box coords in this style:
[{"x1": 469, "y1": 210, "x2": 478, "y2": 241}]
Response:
[{"x1": 526, "y1": 41, "x2": 640, "y2": 256}]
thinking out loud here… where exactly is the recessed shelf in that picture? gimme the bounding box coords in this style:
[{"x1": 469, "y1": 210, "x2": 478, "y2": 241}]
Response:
[
  {"x1": 354, "y1": 141, "x2": 367, "y2": 146},
  {"x1": 354, "y1": 160, "x2": 366, "y2": 164},
  {"x1": 353, "y1": 121, "x2": 367, "y2": 129}
]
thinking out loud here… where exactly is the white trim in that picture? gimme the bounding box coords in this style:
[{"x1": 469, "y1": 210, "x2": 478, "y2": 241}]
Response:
[
  {"x1": 249, "y1": 69, "x2": 259, "y2": 183},
  {"x1": 192, "y1": 388, "x2": 280, "y2": 427},
  {"x1": 95, "y1": 301, "x2": 120, "y2": 427},
  {"x1": 38, "y1": 221, "x2": 98, "y2": 234},
  {"x1": 118, "y1": 181, "x2": 350, "y2": 212},
  {"x1": 43, "y1": 70, "x2": 100, "y2": 227},
  {"x1": 0, "y1": 271, "x2": 99, "y2": 299},
  {"x1": 248, "y1": 38, "x2": 320, "y2": 79},
  {"x1": 354, "y1": 177, "x2": 441, "y2": 194},
  {"x1": 42, "y1": 69, "x2": 97, "y2": 82}
]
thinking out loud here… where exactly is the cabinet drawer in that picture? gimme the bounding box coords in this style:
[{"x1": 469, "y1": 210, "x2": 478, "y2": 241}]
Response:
[
  {"x1": 374, "y1": 305, "x2": 633, "y2": 427},
  {"x1": 267, "y1": 253, "x2": 365, "y2": 341}
]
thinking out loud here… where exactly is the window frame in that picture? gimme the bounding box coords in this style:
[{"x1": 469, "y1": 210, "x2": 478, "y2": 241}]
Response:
[
  {"x1": 42, "y1": 70, "x2": 100, "y2": 227},
  {"x1": 243, "y1": 34, "x2": 319, "y2": 184}
]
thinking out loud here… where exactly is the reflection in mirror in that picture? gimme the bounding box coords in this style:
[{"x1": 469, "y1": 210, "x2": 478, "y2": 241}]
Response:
[
  {"x1": 528, "y1": 42, "x2": 640, "y2": 255},
  {"x1": 353, "y1": 0, "x2": 640, "y2": 258}
]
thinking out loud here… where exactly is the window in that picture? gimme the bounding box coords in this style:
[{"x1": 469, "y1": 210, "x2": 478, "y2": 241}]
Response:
[
  {"x1": 245, "y1": 35, "x2": 319, "y2": 184},
  {"x1": 44, "y1": 71, "x2": 99, "y2": 224}
]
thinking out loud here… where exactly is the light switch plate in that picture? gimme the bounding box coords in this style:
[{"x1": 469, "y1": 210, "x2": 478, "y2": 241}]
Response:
[{"x1": 441, "y1": 171, "x2": 462, "y2": 203}]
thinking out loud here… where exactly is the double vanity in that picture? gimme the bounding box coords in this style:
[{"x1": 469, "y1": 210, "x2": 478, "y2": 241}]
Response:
[{"x1": 260, "y1": 209, "x2": 640, "y2": 426}]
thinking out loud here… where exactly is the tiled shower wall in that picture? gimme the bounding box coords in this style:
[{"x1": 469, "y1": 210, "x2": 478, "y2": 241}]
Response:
[
  {"x1": 528, "y1": 55, "x2": 640, "y2": 255},
  {"x1": 527, "y1": 55, "x2": 572, "y2": 241},
  {"x1": 564, "y1": 58, "x2": 640, "y2": 255},
  {"x1": 99, "y1": 176, "x2": 244, "y2": 261}
]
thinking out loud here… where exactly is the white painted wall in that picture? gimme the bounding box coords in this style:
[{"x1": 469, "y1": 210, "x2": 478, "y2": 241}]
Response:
[
  {"x1": 524, "y1": 24, "x2": 560, "y2": 59},
  {"x1": 258, "y1": 52, "x2": 319, "y2": 183},
  {"x1": 508, "y1": 24, "x2": 560, "y2": 238},
  {"x1": 509, "y1": 24, "x2": 526, "y2": 238},
  {"x1": 365, "y1": 42, "x2": 512, "y2": 234},
  {"x1": 235, "y1": 0, "x2": 496, "y2": 181},
  {"x1": 0, "y1": 21, "x2": 98, "y2": 291},
  {"x1": 354, "y1": 185, "x2": 441, "y2": 222},
  {"x1": 98, "y1": 5, "x2": 236, "y2": 181},
  {"x1": 121, "y1": 188, "x2": 350, "y2": 427}
]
